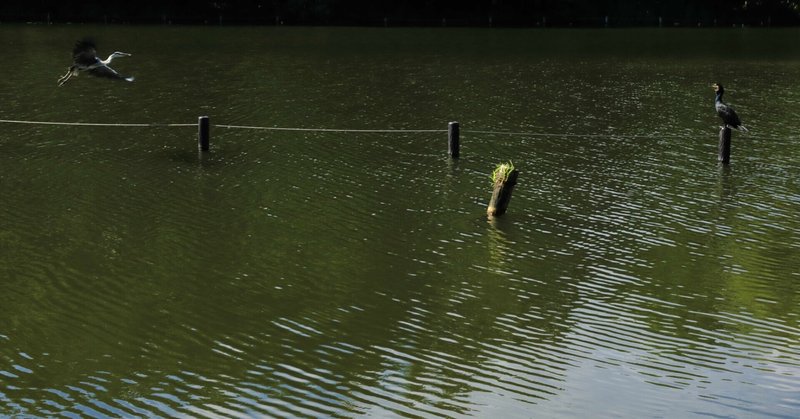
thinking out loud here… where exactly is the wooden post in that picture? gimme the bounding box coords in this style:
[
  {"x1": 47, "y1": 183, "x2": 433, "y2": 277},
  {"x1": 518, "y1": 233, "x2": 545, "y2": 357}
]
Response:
[
  {"x1": 448, "y1": 121, "x2": 460, "y2": 159},
  {"x1": 487, "y1": 165, "x2": 519, "y2": 217},
  {"x1": 718, "y1": 126, "x2": 731, "y2": 164},
  {"x1": 198, "y1": 116, "x2": 210, "y2": 151}
]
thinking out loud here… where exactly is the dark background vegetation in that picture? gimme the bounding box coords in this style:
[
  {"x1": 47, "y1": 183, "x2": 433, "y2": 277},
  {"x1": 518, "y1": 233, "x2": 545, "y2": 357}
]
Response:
[{"x1": 1, "y1": 0, "x2": 798, "y2": 26}]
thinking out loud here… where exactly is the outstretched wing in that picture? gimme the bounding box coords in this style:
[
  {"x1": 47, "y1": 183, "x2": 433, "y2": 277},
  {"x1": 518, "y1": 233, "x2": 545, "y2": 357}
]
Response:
[
  {"x1": 87, "y1": 64, "x2": 129, "y2": 80},
  {"x1": 72, "y1": 39, "x2": 98, "y2": 67}
]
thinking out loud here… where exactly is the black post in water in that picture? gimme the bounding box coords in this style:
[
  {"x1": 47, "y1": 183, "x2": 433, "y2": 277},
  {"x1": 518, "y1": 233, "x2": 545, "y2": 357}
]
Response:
[
  {"x1": 448, "y1": 121, "x2": 460, "y2": 159},
  {"x1": 198, "y1": 116, "x2": 210, "y2": 151},
  {"x1": 718, "y1": 126, "x2": 731, "y2": 164}
]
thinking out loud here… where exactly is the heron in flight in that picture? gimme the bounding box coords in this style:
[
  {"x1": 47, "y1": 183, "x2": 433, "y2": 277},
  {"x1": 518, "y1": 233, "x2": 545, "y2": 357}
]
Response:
[{"x1": 57, "y1": 39, "x2": 134, "y2": 86}]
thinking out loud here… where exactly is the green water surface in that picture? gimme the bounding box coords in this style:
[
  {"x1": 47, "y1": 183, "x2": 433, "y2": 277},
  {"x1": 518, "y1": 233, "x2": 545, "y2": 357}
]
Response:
[{"x1": 1, "y1": 26, "x2": 799, "y2": 417}]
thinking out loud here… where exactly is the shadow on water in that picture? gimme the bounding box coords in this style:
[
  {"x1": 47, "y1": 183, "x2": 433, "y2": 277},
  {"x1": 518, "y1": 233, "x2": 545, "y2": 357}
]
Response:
[
  {"x1": 486, "y1": 216, "x2": 519, "y2": 274},
  {"x1": 162, "y1": 133, "x2": 254, "y2": 170},
  {"x1": 717, "y1": 163, "x2": 736, "y2": 201},
  {"x1": 166, "y1": 148, "x2": 218, "y2": 167}
]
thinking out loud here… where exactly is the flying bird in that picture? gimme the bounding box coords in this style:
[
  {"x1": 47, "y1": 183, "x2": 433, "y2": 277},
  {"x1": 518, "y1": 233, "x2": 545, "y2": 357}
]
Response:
[
  {"x1": 712, "y1": 83, "x2": 747, "y2": 131},
  {"x1": 58, "y1": 39, "x2": 134, "y2": 86}
]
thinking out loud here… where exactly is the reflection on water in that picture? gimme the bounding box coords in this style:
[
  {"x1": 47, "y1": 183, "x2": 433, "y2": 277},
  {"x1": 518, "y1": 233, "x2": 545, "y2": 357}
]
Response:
[{"x1": 1, "y1": 26, "x2": 799, "y2": 417}]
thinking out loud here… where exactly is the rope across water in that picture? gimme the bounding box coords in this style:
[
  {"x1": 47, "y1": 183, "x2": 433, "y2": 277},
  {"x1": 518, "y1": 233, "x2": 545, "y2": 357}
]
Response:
[
  {"x1": 0, "y1": 118, "x2": 790, "y2": 140},
  {"x1": 0, "y1": 119, "x2": 196, "y2": 128},
  {"x1": 215, "y1": 124, "x2": 446, "y2": 133}
]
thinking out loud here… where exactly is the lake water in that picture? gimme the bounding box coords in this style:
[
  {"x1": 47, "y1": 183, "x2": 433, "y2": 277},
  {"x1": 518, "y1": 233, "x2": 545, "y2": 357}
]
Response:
[{"x1": 1, "y1": 25, "x2": 799, "y2": 417}]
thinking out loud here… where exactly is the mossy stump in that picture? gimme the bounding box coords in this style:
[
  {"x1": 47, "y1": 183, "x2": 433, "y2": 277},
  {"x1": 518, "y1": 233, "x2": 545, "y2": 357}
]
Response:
[{"x1": 487, "y1": 163, "x2": 519, "y2": 217}]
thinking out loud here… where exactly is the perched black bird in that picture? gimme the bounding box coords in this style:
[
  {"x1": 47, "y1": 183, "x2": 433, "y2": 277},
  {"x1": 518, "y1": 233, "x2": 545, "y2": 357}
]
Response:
[
  {"x1": 58, "y1": 39, "x2": 134, "y2": 86},
  {"x1": 712, "y1": 83, "x2": 747, "y2": 131}
]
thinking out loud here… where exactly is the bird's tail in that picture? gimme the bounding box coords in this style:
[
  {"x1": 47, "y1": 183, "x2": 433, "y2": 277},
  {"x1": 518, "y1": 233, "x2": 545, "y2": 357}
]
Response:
[{"x1": 124, "y1": 76, "x2": 135, "y2": 82}]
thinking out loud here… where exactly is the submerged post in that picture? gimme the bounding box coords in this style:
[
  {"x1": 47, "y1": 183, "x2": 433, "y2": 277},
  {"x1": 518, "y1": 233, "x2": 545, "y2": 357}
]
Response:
[
  {"x1": 718, "y1": 126, "x2": 731, "y2": 164},
  {"x1": 198, "y1": 116, "x2": 210, "y2": 151},
  {"x1": 448, "y1": 121, "x2": 460, "y2": 159},
  {"x1": 487, "y1": 162, "x2": 519, "y2": 217}
]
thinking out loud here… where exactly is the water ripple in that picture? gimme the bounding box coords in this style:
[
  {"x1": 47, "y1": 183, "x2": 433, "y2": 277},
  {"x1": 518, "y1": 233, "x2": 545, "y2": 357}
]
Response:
[{"x1": 3, "y1": 27, "x2": 800, "y2": 418}]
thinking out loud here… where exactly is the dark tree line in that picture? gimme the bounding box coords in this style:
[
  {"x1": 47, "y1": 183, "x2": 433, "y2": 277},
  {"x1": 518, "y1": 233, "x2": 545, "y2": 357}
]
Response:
[{"x1": 2, "y1": 0, "x2": 798, "y2": 26}]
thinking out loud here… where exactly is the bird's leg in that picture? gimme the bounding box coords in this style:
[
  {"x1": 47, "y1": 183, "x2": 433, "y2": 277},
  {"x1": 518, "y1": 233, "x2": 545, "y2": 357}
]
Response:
[
  {"x1": 57, "y1": 73, "x2": 71, "y2": 86},
  {"x1": 57, "y1": 70, "x2": 70, "y2": 86},
  {"x1": 57, "y1": 66, "x2": 75, "y2": 86},
  {"x1": 57, "y1": 68, "x2": 69, "y2": 83}
]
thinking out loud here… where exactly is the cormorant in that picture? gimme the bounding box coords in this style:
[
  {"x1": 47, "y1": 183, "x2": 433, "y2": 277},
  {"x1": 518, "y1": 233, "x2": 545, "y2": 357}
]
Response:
[
  {"x1": 712, "y1": 83, "x2": 747, "y2": 131},
  {"x1": 57, "y1": 39, "x2": 134, "y2": 86}
]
